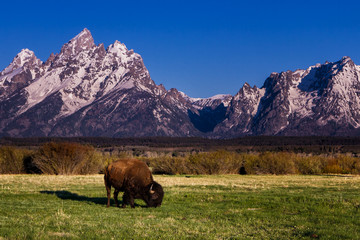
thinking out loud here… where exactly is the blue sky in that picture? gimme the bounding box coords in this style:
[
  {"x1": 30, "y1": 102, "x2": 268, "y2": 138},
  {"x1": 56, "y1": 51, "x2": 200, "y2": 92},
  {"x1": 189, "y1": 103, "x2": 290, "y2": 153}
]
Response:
[{"x1": 1, "y1": 0, "x2": 360, "y2": 98}]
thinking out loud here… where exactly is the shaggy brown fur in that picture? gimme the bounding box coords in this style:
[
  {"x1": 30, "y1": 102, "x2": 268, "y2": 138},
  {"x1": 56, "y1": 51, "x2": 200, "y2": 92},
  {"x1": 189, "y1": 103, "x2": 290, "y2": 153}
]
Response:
[{"x1": 104, "y1": 159, "x2": 164, "y2": 208}]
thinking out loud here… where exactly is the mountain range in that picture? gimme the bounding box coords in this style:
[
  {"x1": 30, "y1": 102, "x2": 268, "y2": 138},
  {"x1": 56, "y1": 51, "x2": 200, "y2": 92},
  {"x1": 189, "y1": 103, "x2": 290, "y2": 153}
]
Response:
[{"x1": 1, "y1": 28, "x2": 360, "y2": 138}]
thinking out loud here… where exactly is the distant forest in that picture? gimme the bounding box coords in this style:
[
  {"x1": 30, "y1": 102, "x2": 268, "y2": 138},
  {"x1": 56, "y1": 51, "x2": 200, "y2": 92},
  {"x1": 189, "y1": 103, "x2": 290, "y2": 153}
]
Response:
[{"x1": 2, "y1": 136, "x2": 360, "y2": 154}]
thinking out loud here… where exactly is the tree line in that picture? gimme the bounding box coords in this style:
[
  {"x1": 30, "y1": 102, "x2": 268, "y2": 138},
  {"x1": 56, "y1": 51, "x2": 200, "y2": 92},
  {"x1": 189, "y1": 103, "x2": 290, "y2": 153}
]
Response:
[{"x1": 2, "y1": 136, "x2": 360, "y2": 154}]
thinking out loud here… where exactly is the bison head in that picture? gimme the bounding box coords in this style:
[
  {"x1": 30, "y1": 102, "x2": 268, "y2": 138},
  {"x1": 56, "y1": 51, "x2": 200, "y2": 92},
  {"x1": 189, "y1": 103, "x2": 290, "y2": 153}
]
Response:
[{"x1": 145, "y1": 181, "x2": 164, "y2": 207}]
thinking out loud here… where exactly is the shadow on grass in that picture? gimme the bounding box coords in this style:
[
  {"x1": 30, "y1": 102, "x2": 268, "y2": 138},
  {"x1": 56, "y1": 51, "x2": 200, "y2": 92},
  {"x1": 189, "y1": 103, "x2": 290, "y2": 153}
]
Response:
[
  {"x1": 40, "y1": 190, "x2": 110, "y2": 205},
  {"x1": 40, "y1": 190, "x2": 144, "y2": 208},
  {"x1": 320, "y1": 174, "x2": 356, "y2": 178}
]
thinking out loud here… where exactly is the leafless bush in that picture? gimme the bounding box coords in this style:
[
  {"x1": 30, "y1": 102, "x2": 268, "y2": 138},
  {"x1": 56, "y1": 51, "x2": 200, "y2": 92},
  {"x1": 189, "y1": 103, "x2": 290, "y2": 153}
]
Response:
[
  {"x1": 0, "y1": 146, "x2": 33, "y2": 174},
  {"x1": 33, "y1": 142, "x2": 103, "y2": 175},
  {"x1": 148, "y1": 156, "x2": 191, "y2": 175},
  {"x1": 148, "y1": 151, "x2": 243, "y2": 175},
  {"x1": 293, "y1": 155, "x2": 325, "y2": 174},
  {"x1": 2, "y1": 143, "x2": 360, "y2": 175},
  {"x1": 244, "y1": 152, "x2": 296, "y2": 174},
  {"x1": 148, "y1": 151, "x2": 360, "y2": 175},
  {"x1": 188, "y1": 151, "x2": 243, "y2": 174}
]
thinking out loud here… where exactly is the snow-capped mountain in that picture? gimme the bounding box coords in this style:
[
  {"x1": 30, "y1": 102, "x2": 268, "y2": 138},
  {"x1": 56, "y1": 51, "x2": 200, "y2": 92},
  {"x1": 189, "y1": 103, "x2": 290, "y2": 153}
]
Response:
[
  {"x1": 1, "y1": 29, "x2": 360, "y2": 138},
  {"x1": 214, "y1": 56, "x2": 360, "y2": 137},
  {"x1": 0, "y1": 29, "x2": 201, "y2": 137}
]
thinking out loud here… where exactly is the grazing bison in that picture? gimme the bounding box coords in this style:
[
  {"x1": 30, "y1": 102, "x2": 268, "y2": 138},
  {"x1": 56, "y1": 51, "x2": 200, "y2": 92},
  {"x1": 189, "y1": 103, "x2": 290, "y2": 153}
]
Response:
[{"x1": 104, "y1": 159, "x2": 164, "y2": 208}]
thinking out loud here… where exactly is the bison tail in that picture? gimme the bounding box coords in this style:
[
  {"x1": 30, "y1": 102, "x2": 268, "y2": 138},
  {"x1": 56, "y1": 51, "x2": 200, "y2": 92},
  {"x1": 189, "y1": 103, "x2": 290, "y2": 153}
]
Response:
[
  {"x1": 104, "y1": 167, "x2": 111, "y2": 189},
  {"x1": 104, "y1": 167, "x2": 112, "y2": 207}
]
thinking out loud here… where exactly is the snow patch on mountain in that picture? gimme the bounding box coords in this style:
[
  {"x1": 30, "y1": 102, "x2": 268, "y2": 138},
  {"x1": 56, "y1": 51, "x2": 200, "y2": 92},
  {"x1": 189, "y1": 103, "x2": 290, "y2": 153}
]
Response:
[
  {"x1": 288, "y1": 86, "x2": 315, "y2": 118},
  {"x1": 186, "y1": 93, "x2": 232, "y2": 109},
  {"x1": 0, "y1": 68, "x2": 23, "y2": 87}
]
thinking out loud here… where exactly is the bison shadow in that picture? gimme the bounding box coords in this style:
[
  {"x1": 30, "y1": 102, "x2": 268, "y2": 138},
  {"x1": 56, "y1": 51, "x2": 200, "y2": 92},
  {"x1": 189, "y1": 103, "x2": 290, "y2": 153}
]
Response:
[{"x1": 40, "y1": 190, "x2": 143, "y2": 208}]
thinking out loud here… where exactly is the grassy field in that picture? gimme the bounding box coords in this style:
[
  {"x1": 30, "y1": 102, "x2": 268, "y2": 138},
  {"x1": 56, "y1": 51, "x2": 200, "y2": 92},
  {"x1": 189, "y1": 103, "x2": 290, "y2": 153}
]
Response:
[{"x1": 0, "y1": 174, "x2": 360, "y2": 239}]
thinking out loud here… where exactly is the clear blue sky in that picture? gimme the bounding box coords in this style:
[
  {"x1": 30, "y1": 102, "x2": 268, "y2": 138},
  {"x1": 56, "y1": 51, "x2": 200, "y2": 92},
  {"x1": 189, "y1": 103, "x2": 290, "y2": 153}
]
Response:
[{"x1": 1, "y1": 0, "x2": 360, "y2": 98}]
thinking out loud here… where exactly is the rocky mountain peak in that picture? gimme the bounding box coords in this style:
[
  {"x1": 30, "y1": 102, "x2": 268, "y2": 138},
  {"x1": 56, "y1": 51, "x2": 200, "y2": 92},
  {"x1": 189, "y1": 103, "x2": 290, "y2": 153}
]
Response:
[
  {"x1": 108, "y1": 40, "x2": 128, "y2": 53},
  {"x1": 44, "y1": 53, "x2": 57, "y2": 66},
  {"x1": 242, "y1": 82, "x2": 251, "y2": 89},
  {"x1": 325, "y1": 56, "x2": 355, "y2": 74},
  {"x1": 14, "y1": 49, "x2": 37, "y2": 64},
  {"x1": 106, "y1": 40, "x2": 136, "y2": 64},
  {"x1": 1, "y1": 49, "x2": 41, "y2": 75},
  {"x1": 236, "y1": 83, "x2": 261, "y2": 100},
  {"x1": 241, "y1": 82, "x2": 258, "y2": 92},
  {"x1": 60, "y1": 28, "x2": 95, "y2": 57},
  {"x1": 341, "y1": 56, "x2": 353, "y2": 64}
]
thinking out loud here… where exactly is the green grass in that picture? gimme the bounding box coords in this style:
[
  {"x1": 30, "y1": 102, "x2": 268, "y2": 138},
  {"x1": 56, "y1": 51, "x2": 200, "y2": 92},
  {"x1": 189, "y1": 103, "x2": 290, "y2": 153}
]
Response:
[{"x1": 0, "y1": 175, "x2": 360, "y2": 239}]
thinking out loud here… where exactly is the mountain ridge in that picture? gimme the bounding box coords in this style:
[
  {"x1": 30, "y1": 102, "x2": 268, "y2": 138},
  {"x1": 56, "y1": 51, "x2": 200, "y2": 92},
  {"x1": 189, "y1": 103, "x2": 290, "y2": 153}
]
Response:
[{"x1": 1, "y1": 29, "x2": 360, "y2": 138}]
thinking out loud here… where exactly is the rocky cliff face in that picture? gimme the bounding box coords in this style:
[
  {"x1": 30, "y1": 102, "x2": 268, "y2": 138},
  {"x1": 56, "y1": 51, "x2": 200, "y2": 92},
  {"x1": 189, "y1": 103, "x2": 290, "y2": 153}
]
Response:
[
  {"x1": 212, "y1": 83, "x2": 264, "y2": 137},
  {"x1": 277, "y1": 56, "x2": 360, "y2": 136},
  {"x1": 1, "y1": 29, "x2": 360, "y2": 137}
]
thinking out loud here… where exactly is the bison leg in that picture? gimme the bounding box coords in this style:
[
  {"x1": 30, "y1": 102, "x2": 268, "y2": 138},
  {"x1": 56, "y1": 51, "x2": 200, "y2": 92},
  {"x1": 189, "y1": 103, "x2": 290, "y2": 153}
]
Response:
[
  {"x1": 122, "y1": 192, "x2": 129, "y2": 208},
  {"x1": 114, "y1": 189, "x2": 120, "y2": 208},
  {"x1": 105, "y1": 180, "x2": 111, "y2": 208},
  {"x1": 122, "y1": 192, "x2": 135, "y2": 208}
]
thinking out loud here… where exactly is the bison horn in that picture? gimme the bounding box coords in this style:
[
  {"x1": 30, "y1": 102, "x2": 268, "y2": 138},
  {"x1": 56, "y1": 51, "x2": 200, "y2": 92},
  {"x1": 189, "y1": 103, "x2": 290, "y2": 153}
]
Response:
[{"x1": 149, "y1": 183, "x2": 155, "y2": 194}]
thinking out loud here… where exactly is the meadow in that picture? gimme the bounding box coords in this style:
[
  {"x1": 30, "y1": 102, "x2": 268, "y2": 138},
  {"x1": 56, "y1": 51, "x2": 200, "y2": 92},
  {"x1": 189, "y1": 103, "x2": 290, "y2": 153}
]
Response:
[{"x1": 1, "y1": 174, "x2": 360, "y2": 239}]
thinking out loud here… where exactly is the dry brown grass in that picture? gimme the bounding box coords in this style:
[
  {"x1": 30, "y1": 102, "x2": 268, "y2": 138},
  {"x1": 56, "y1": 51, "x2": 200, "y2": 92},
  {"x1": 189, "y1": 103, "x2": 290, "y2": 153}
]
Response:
[{"x1": 2, "y1": 173, "x2": 360, "y2": 192}]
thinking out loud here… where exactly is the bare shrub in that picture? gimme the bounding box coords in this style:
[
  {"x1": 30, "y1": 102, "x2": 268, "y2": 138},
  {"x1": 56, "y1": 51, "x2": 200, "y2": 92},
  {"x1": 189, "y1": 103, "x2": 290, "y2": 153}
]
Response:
[
  {"x1": 99, "y1": 152, "x2": 129, "y2": 174},
  {"x1": 353, "y1": 161, "x2": 360, "y2": 174},
  {"x1": 12, "y1": 143, "x2": 360, "y2": 176},
  {"x1": 242, "y1": 154, "x2": 260, "y2": 174},
  {"x1": 33, "y1": 142, "x2": 103, "y2": 175},
  {"x1": 0, "y1": 146, "x2": 33, "y2": 174},
  {"x1": 294, "y1": 155, "x2": 325, "y2": 175},
  {"x1": 188, "y1": 151, "x2": 243, "y2": 175},
  {"x1": 145, "y1": 151, "x2": 360, "y2": 175},
  {"x1": 323, "y1": 157, "x2": 342, "y2": 174},
  {"x1": 147, "y1": 151, "x2": 243, "y2": 175},
  {"x1": 149, "y1": 156, "x2": 190, "y2": 175},
  {"x1": 335, "y1": 155, "x2": 360, "y2": 174},
  {"x1": 244, "y1": 152, "x2": 296, "y2": 174}
]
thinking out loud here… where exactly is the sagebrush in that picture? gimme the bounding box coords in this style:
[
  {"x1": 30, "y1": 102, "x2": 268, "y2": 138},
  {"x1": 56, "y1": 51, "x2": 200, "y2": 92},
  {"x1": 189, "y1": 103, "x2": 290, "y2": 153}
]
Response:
[
  {"x1": 0, "y1": 146, "x2": 33, "y2": 174},
  {"x1": 148, "y1": 151, "x2": 360, "y2": 175},
  {"x1": 32, "y1": 142, "x2": 103, "y2": 175},
  {"x1": 1, "y1": 143, "x2": 360, "y2": 175}
]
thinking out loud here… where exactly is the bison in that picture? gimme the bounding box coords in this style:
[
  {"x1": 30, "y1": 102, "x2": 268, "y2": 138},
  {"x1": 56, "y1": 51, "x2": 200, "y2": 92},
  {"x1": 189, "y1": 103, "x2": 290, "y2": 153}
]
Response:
[{"x1": 104, "y1": 159, "x2": 164, "y2": 208}]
